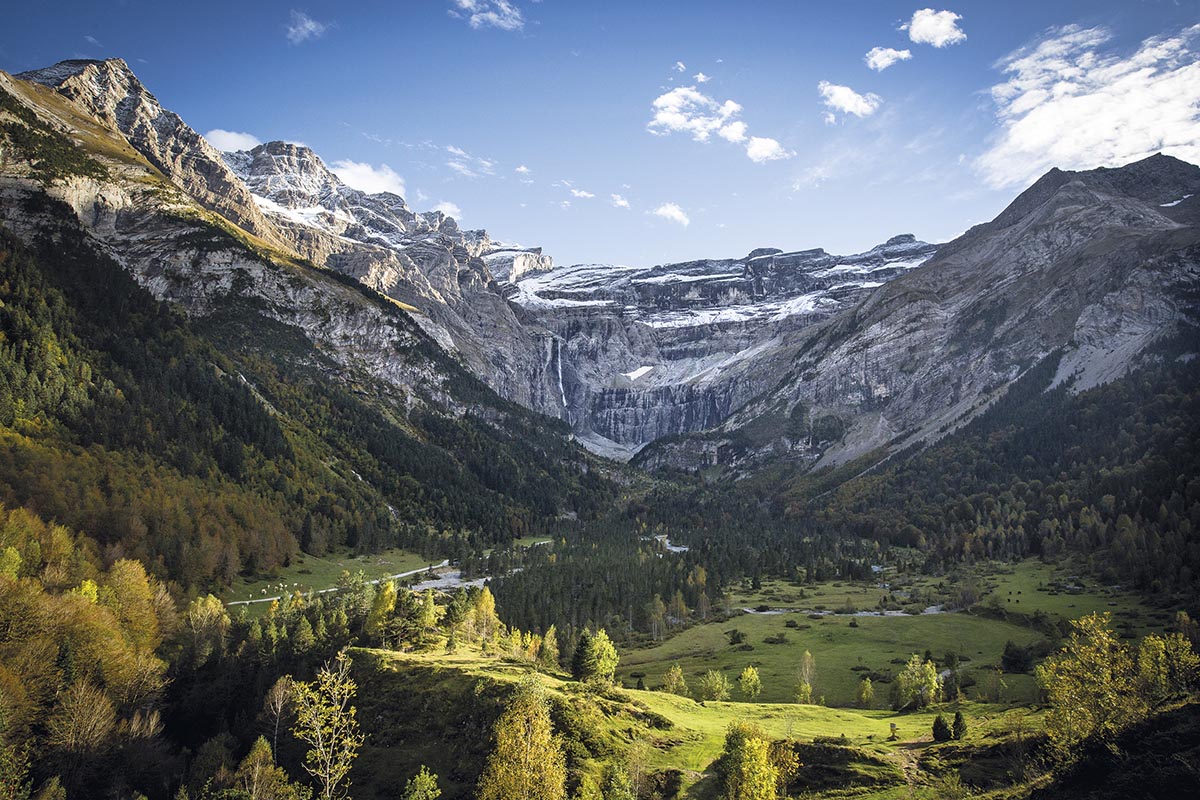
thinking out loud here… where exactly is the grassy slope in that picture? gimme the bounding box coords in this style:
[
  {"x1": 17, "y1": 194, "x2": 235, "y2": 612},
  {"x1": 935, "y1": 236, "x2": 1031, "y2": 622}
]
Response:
[
  {"x1": 618, "y1": 609, "x2": 1045, "y2": 706},
  {"x1": 349, "y1": 646, "x2": 1044, "y2": 800}
]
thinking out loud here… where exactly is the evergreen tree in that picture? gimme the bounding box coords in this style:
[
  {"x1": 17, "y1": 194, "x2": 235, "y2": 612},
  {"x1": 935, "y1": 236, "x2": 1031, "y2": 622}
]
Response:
[
  {"x1": 571, "y1": 629, "x2": 618, "y2": 684},
  {"x1": 952, "y1": 711, "x2": 967, "y2": 741},
  {"x1": 477, "y1": 678, "x2": 566, "y2": 800},
  {"x1": 932, "y1": 715, "x2": 952, "y2": 742}
]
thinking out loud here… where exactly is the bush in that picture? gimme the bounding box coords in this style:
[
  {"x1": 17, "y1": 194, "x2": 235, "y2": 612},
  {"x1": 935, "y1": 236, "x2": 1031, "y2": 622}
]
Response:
[
  {"x1": 1001, "y1": 640, "x2": 1035, "y2": 673},
  {"x1": 932, "y1": 714, "x2": 953, "y2": 742}
]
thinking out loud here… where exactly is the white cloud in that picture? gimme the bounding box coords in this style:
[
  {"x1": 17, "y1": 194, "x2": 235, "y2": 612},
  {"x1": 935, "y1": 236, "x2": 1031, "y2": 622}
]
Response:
[
  {"x1": 648, "y1": 86, "x2": 743, "y2": 142},
  {"x1": 286, "y1": 10, "x2": 329, "y2": 45},
  {"x1": 652, "y1": 203, "x2": 690, "y2": 227},
  {"x1": 515, "y1": 164, "x2": 531, "y2": 174},
  {"x1": 865, "y1": 47, "x2": 912, "y2": 71},
  {"x1": 717, "y1": 120, "x2": 747, "y2": 143},
  {"x1": 648, "y1": 86, "x2": 791, "y2": 163},
  {"x1": 903, "y1": 9, "x2": 966, "y2": 48},
  {"x1": 570, "y1": 188, "x2": 595, "y2": 198},
  {"x1": 817, "y1": 80, "x2": 882, "y2": 120},
  {"x1": 204, "y1": 129, "x2": 262, "y2": 152},
  {"x1": 448, "y1": 1, "x2": 523, "y2": 32},
  {"x1": 84, "y1": 35, "x2": 102, "y2": 48},
  {"x1": 674, "y1": 61, "x2": 687, "y2": 72},
  {"x1": 977, "y1": 23, "x2": 1200, "y2": 189},
  {"x1": 610, "y1": 193, "x2": 631, "y2": 209},
  {"x1": 694, "y1": 72, "x2": 711, "y2": 83},
  {"x1": 433, "y1": 201, "x2": 462, "y2": 218},
  {"x1": 746, "y1": 136, "x2": 791, "y2": 163},
  {"x1": 330, "y1": 160, "x2": 406, "y2": 196}
]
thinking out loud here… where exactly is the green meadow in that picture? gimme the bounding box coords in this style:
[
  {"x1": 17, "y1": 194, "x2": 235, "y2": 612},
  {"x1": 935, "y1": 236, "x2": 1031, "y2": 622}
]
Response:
[{"x1": 221, "y1": 546, "x2": 439, "y2": 604}]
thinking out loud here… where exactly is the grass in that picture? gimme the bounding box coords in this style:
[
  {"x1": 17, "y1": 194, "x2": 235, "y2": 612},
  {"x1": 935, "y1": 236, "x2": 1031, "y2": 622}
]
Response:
[
  {"x1": 971, "y1": 559, "x2": 1169, "y2": 638},
  {"x1": 350, "y1": 644, "x2": 1045, "y2": 800},
  {"x1": 619, "y1": 609, "x2": 1045, "y2": 707},
  {"x1": 221, "y1": 546, "x2": 437, "y2": 603}
]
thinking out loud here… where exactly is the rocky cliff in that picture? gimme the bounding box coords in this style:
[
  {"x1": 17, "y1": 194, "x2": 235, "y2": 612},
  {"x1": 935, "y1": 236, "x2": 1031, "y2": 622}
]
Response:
[
  {"x1": 501, "y1": 235, "x2": 936, "y2": 458},
  {"x1": 638, "y1": 154, "x2": 1200, "y2": 470}
]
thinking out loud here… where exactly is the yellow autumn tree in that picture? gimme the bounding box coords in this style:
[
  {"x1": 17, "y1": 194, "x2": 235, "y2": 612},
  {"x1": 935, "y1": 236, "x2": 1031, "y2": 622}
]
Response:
[{"x1": 477, "y1": 677, "x2": 566, "y2": 800}]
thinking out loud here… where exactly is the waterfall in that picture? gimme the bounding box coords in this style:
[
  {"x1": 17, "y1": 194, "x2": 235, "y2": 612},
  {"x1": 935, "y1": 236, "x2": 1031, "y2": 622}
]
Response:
[{"x1": 554, "y1": 337, "x2": 570, "y2": 423}]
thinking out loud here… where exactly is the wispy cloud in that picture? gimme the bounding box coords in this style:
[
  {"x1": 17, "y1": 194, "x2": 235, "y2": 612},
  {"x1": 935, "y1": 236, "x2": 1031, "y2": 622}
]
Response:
[
  {"x1": 902, "y1": 8, "x2": 966, "y2": 48},
  {"x1": 693, "y1": 72, "x2": 711, "y2": 83},
  {"x1": 652, "y1": 202, "x2": 690, "y2": 227},
  {"x1": 445, "y1": 145, "x2": 497, "y2": 179},
  {"x1": 448, "y1": 1, "x2": 524, "y2": 32},
  {"x1": 865, "y1": 47, "x2": 912, "y2": 71},
  {"x1": 610, "y1": 194, "x2": 631, "y2": 209},
  {"x1": 818, "y1": 81, "x2": 882, "y2": 121},
  {"x1": 977, "y1": 23, "x2": 1200, "y2": 188},
  {"x1": 84, "y1": 34, "x2": 102, "y2": 48},
  {"x1": 570, "y1": 188, "x2": 595, "y2": 198},
  {"x1": 330, "y1": 160, "x2": 406, "y2": 196},
  {"x1": 205, "y1": 129, "x2": 262, "y2": 152},
  {"x1": 286, "y1": 10, "x2": 329, "y2": 45},
  {"x1": 673, "y1": 61, "x2": 687, "y2": 73}
]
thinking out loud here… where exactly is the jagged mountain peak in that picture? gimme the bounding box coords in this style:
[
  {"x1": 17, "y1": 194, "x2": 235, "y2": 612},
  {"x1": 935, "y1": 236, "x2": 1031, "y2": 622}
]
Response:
[{"x1": 16, "y1": 57, "x2": 283, "y2": 244}]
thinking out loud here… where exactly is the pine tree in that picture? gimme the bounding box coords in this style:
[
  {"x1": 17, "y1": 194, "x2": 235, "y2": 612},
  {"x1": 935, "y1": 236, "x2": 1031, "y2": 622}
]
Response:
[
  {"x1": 932, "y1": 715, "x2": 952, "y2": 742},
  {"x1": 571, "y1": 629, "x2": 619, "y2": 684},
  {"x1": 952, "y1": 711, "x2": 967, "y2": 741},
  {"x1": 477, "y1": 678, "x2": 566, "y2": 800}
]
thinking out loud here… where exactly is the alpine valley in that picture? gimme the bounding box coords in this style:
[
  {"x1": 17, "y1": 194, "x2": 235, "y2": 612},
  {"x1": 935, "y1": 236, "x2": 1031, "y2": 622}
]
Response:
[{"x1": 2, "y1": 55, "x2": 1200, "y2": 800}]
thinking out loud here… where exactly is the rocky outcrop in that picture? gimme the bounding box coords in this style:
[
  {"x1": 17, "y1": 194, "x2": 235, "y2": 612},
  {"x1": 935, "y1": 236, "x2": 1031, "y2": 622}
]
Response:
[{"x1": 15, "y1": 59, "x2": 284, "y2": 247}]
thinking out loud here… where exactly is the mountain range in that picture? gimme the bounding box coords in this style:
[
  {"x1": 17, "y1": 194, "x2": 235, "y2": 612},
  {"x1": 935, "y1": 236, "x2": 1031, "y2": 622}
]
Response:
[{"x1": 3, "y1": 56, "x2": 1199, "y2": 480}]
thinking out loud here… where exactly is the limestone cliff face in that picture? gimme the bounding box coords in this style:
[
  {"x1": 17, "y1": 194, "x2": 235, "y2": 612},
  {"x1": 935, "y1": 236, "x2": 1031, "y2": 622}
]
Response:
[
  {"x1": 502, "y1": 237, "x2": 936, "y2": 458},
  {"x1": 219, "y1": 140, "x2": 570, "y2": 419},
  {"x1": 639, "y1": 155, "x2": 1200, "y2": 470}
]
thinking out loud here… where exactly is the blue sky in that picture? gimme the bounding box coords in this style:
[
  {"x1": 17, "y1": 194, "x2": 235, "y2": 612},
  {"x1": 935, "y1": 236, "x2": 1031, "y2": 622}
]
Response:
[{"x1": 4, "y1": 1, "x2": 1199, "y2": 266}]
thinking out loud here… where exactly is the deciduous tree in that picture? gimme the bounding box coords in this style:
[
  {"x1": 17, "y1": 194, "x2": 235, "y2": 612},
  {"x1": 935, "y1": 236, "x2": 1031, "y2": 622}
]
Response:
[{"x1": 477, "y1": 678, "x2": 566, "y2": 800}]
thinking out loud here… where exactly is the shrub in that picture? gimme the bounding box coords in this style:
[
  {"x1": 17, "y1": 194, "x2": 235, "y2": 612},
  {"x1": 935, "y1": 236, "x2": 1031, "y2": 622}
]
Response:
[{"x1": 932, "y1": 715, "x2": 953, "y2": 742}]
